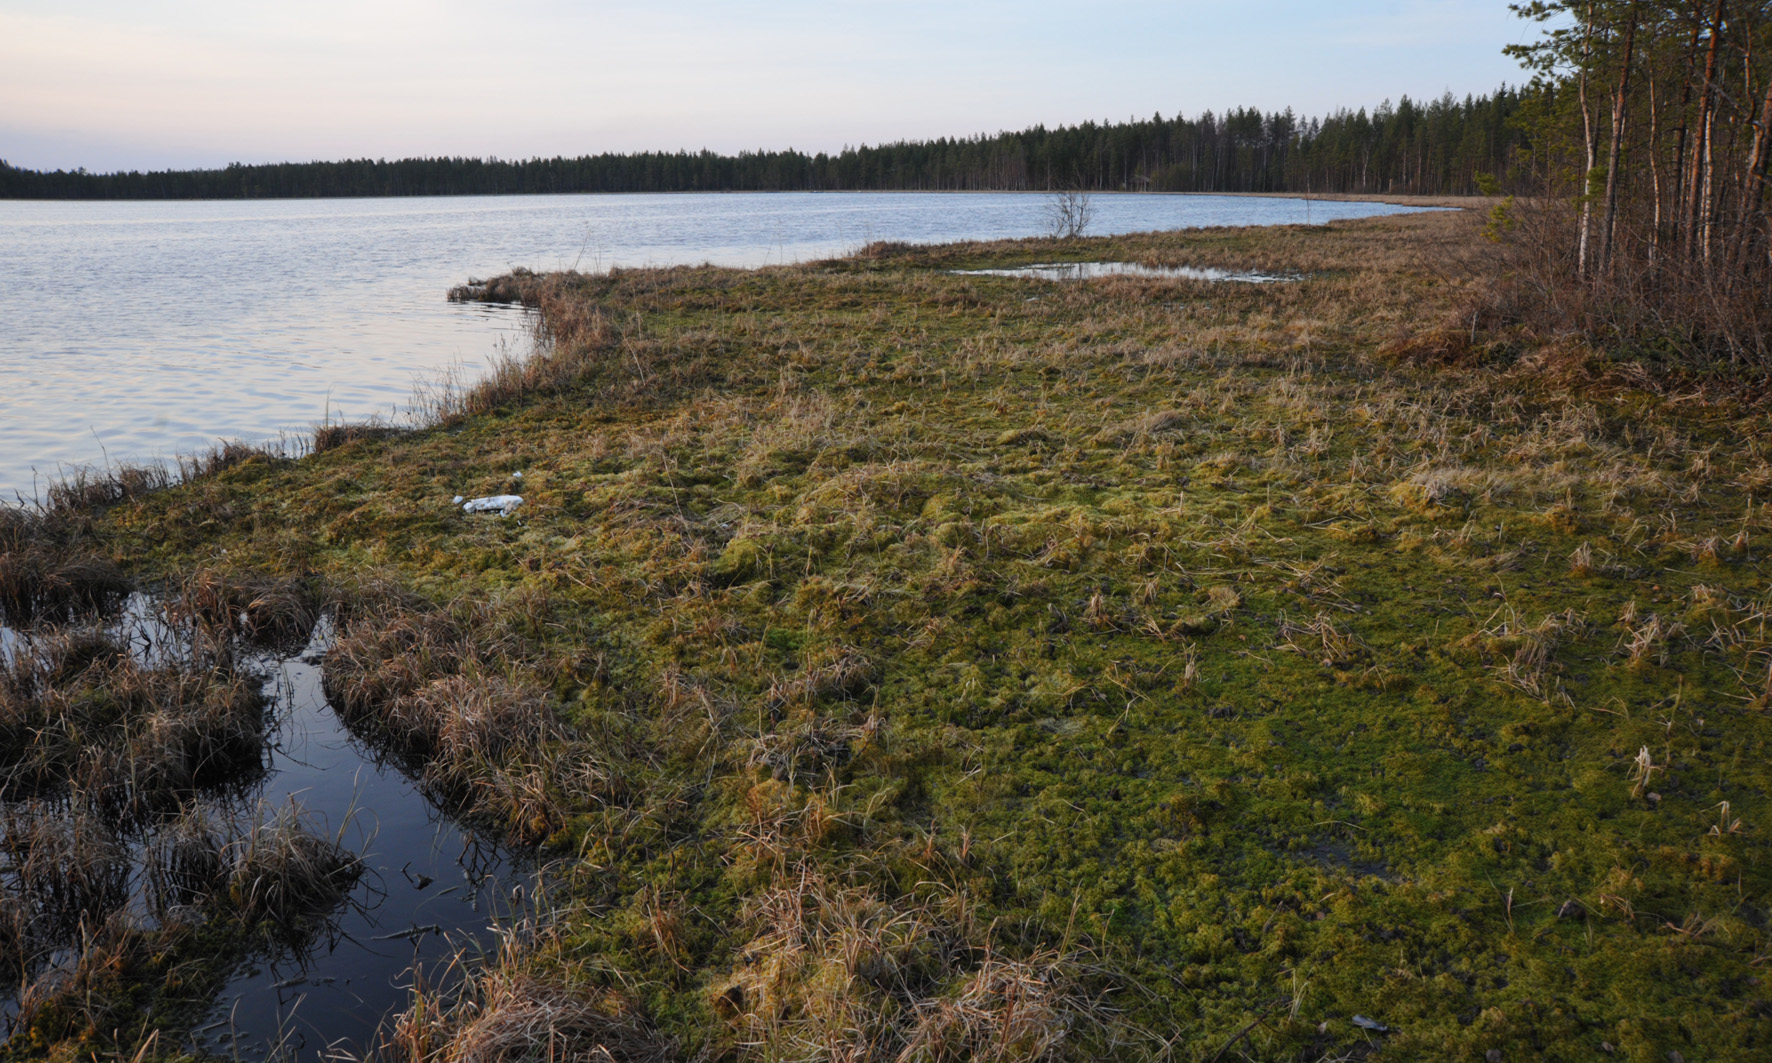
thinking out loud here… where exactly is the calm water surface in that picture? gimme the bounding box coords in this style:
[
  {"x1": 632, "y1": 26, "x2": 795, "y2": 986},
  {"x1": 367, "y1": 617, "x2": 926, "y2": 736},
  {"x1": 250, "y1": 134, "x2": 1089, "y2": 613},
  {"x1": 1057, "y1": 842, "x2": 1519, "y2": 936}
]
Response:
[
  {"x1": 0, "y1": 603, "x2": 531, "y2": 1058},
  {"x1": 0, "y1": 192, "x2": 1439, "y2": 500}
]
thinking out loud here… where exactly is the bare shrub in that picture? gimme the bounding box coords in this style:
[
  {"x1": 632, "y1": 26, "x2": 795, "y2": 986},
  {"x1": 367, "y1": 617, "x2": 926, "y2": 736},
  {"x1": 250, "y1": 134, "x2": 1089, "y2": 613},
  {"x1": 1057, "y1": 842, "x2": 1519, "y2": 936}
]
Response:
[{"x1": 1045, "y1": 190, "x2": 1094, "y2": 240}]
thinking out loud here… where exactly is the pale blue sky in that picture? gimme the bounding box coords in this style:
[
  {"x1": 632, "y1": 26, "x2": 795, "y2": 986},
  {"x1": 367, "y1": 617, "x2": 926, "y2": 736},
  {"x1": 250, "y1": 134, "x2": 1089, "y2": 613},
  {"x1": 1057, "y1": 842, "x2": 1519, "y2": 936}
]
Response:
[{"x1": 1, "y1": 1, "x2": 1535, "y2": 172}]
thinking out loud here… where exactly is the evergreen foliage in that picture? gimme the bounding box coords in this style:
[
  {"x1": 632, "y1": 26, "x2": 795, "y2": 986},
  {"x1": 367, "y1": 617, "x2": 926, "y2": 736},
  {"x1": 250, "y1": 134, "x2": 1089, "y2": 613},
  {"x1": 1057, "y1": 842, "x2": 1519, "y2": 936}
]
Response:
[
  {"x1": 1502, "y1": 1, "x2": 1772, "y2": 367},
  {"x1": 0, "y1": 90, "x2": 1532, "y2": 200}
]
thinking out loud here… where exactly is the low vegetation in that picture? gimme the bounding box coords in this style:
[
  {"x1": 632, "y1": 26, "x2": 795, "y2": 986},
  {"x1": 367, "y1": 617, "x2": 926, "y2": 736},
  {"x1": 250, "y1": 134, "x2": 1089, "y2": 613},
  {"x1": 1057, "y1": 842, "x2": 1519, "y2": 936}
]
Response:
[{"x1": 4, "y1": 206, "x2": 1771, "y2": 1060}]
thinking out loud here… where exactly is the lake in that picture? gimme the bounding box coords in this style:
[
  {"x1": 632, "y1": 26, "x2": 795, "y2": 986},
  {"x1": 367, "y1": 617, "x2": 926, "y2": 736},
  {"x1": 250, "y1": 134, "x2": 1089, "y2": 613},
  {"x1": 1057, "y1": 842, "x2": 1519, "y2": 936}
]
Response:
[{"x1": 0, "y1": 192, "x2": 1440, "y2": 501}]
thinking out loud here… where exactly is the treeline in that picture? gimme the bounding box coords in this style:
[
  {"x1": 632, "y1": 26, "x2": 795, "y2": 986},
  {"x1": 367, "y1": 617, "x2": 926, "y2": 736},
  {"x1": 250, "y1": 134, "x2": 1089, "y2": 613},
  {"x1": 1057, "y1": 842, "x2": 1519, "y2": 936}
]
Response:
[
  {"x1": 1502, "y1": 1, "x2": 1771, "y2": 368},
  {"x1": 0, "y1": 89, "x2": 1533, "y2": 201}
]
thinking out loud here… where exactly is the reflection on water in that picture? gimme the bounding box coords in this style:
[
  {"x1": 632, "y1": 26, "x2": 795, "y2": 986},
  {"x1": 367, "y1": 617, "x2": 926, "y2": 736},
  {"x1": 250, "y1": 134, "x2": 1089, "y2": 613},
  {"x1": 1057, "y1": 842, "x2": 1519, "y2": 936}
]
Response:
[
  {"x1": 950, "y1": 261, "x2": 1297, "y2": 283},
  {"x1": 207, "y1": 624, "x2": 533, "y2": 1059},
  {"x1": 0, "y1": 193, "x2": 1440, "y2": 500},
  {"x1": 0, "y1": 600, "x2": 531, "y2": 1059}
]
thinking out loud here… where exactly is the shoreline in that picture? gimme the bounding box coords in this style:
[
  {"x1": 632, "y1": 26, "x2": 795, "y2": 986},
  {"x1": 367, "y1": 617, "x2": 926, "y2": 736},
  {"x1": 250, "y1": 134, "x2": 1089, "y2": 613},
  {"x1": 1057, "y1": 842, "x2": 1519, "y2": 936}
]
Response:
[{"x1": 0, "y1": 187, "x2": 1488, "y2": 209}]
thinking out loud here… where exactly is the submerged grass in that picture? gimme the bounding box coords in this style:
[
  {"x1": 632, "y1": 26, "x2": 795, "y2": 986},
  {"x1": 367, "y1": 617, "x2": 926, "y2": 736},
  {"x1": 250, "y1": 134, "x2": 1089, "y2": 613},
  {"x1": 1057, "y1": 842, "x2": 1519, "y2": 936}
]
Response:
[
  {"x1": 12, "y1": 209, "x2": 1772, "y2": 1059},
  {"x1": 0, "y1": 564, "x2": 360, "y2": 1059}
]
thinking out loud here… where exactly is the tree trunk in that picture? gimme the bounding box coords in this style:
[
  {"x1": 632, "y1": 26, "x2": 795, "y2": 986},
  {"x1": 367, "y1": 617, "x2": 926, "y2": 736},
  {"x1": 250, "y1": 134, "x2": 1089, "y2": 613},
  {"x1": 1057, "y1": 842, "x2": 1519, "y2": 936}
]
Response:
[
  {"x1": 1601, "y1": 6, "x2": 1639, "y2": 274},
  {"x1": 1670, "y1": 9, "x2": 1704, "y2": 248},
  {"x1": 1689, "y1": 0, "x2": 1727, "y2": 267},
  {"x1": 1578, "y1": 3, "x2": 1599, "y2": 278},
  {"x1": 1736, "y1": 65, "x2": 1772, "y2": 269},
  {"x1": 1648, "y1": 70, "x2": 1664, "y2": 268}
]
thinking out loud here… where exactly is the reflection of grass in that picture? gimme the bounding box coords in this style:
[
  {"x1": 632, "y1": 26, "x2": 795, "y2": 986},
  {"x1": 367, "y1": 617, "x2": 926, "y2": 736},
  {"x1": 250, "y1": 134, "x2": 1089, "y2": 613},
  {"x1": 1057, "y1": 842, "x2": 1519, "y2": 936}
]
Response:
[
  {"x1": 0, "y1": 592, "x2": 361, "y2": 1059},
  {"x1": 2, "y1": 801, "x2": 363, "y2": 1057},
  {"x1": 21, "y1": 209, "x2": 1772, "y2": 1059}
]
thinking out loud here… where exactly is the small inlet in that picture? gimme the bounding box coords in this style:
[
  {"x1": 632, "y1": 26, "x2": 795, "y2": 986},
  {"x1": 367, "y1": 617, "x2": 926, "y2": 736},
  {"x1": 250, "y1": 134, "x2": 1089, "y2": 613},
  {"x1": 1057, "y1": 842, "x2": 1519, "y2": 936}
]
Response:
[
  {"x1": 0, "y1": 593, "x2": 533, "y2": 1059},
  {"x1": 950, "y1": 262, "x2": 1296, "y2": 283}
]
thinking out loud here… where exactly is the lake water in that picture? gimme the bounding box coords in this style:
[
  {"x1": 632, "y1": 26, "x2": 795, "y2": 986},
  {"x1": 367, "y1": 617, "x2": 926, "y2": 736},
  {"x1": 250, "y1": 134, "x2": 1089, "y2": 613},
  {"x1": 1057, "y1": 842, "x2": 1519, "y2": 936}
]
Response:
[{"x1": 0, "y1": 192, "x2": 1440, "y2": 502}]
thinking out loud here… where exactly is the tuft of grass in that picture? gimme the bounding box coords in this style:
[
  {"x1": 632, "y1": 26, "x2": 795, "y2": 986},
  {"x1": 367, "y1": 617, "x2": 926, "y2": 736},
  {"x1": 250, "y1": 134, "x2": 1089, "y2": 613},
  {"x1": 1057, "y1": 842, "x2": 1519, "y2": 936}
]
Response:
[
  {"x1": 0, "y1": 623, "x2": 268, "y2": 819},
  {"x1": 0, "y1": 509, "x2": 129, "y2": 625},
  {"x1": 224, "y1": 802, "x2": 364, "y2": 940},
  {"x1": 314, "y1": 420, "x2": 408, "y2": 454},
  {"x1": 377, "y1": 919, "x2": 678, "y2": 1063},
  {"x1": 322, "y1": 595, "x2": 565, "y2": 843}
]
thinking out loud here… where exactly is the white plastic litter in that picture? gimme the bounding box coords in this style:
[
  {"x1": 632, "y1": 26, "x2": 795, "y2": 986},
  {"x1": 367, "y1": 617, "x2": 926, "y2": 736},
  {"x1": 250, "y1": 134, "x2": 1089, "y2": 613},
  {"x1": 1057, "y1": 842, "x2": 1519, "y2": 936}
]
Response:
[
  {"x1": 462, "y1": 494, "x2": 524, "y2": 516},
  {"x1": 511, "y1": 471, "x2": 524, "y2": 480},
  {"x1": 452, "y1": 495, "x2": 464, "y2": 504}
]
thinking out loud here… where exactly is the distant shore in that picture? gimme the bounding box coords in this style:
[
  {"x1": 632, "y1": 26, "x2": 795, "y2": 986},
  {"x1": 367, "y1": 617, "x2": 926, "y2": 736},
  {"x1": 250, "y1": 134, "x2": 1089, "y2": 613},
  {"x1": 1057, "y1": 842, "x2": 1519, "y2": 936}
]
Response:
[{"x1": 0, "y1": 185, "x2": 1492, "y2": 208}]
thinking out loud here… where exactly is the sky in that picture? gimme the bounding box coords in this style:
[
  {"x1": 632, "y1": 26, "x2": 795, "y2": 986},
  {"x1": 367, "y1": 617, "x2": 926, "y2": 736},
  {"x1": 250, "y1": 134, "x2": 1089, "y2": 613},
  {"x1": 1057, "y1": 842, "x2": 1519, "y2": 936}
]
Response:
[{"x1": 0, "y1": 1, "x2": 1536, "y2": 173}]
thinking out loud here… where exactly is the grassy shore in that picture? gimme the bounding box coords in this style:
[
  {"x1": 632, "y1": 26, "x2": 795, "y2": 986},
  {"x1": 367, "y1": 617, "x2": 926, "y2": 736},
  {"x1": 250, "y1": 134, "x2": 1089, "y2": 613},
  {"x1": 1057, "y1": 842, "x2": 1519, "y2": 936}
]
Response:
[{"x1": 6, "y1": 208, "x2": 1772, "y2": 1060}]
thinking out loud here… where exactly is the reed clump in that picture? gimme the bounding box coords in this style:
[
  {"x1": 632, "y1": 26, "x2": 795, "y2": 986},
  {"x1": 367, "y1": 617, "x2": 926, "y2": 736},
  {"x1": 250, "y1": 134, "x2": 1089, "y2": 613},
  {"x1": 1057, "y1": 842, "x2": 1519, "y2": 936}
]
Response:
[
  {"x1": 322, "y1": 596, "x2": 562, "y2": 843},
  {"x1": 223, "y1": 803, "x2": 364, "y2": 939},
  {"x1": 2, "y1": 800, "x2": 362, "y2": 1054},
  {"x1": 161, "y1": 565, "x2": 321, "y2": 650},
  {"x1": 0, "y1": 624, "x2": 267, "y2": 819},
  {"x1": 0, "y1": 509, "x2": 129, "y2": 625},
  {"x1": 43, "y1": 462, "x2": 174, "y2": 515}
]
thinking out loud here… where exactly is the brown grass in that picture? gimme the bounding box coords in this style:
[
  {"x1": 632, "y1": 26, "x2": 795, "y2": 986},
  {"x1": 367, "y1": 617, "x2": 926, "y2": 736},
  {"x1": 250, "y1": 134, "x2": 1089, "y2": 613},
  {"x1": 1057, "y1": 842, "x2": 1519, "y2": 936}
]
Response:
[
  {"x1": 161, "y1": 566, "x2": 320, "y2": 650},
  {"x1": 380, "y1": 924, "x2": 678, "y2": 1063},
  {"x1": 224, "y1": 802, "x2": 364, "y2": 939},
  {"x1": 322, "y1": 595, "x2": 565, "y2": 843},
  {"x1": 314, "y1": 421, "x2": 408, "y2": 454},
  {"x1": 0, "y1": 623, "x2": 267, "y2": 819},
  {"x1": 0, "y1": 509, "x2": 129, "y2": 625}
]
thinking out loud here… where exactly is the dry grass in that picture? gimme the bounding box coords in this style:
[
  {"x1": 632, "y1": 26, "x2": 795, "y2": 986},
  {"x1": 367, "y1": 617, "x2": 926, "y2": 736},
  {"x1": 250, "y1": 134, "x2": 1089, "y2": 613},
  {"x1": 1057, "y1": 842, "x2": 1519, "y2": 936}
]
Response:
[
  {"x1": 380, "y1": 924, "x2": 678, "y2": 1063},
  {"x1": 322, "y1": 595, "x2": 565, "y2": 843},
  {"x1": 0, "y1": 623, "x2": 267, "y2": 819},
  {"x1": 224, "y1": 801, "x2": 364, "y2": 937},
  {"x1": 161, "y1": 565, "x2": 320, "y2": 650},
  {"x1": 1, "y1": 797, "x2": 362, "y2": 1050},
  {"x1": 713, "y1": 863, "x2": 1113, "y2": 1063},
  {"x1": 314, "y1": 420, "x2": 408, "y2": 454},
  {"x1": 0, "y1": 509, "x2": 129, "y2": 625}
]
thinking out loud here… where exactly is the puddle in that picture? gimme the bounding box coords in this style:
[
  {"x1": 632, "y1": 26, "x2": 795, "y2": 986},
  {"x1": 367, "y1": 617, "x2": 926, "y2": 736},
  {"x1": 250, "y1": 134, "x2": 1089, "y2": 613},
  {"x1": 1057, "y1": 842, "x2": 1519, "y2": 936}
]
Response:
[
  {"x1": 0, "y1": 599, "x2": 534, "y2": 1059},
  {"x1": 203, "y1": 624, "x2": 534, "y2": 1058},
  {"x1": 1296, "y1": 839, "x2": 1395, "y2": 882},
  {"x1": 951, "y1": 262, "x2": 1296, "y2": 283}
]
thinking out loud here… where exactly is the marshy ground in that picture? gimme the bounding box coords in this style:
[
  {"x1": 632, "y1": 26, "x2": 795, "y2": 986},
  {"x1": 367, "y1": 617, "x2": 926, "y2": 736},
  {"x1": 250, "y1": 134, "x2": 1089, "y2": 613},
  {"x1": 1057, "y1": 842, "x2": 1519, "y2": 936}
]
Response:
[{"x1": 4, "y1": 208, "x2": 1770, "y2": 1061}]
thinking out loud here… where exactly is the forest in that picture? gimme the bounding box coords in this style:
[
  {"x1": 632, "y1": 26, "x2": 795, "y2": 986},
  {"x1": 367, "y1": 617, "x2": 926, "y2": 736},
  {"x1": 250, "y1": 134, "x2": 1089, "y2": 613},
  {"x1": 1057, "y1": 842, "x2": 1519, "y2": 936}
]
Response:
[
  {"x1": 1499, "y1": 0, "x2": 1772, "y2": 367},
  {"x1": 0, "y1": 89, "x2": 1531, "y2": 200}
]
